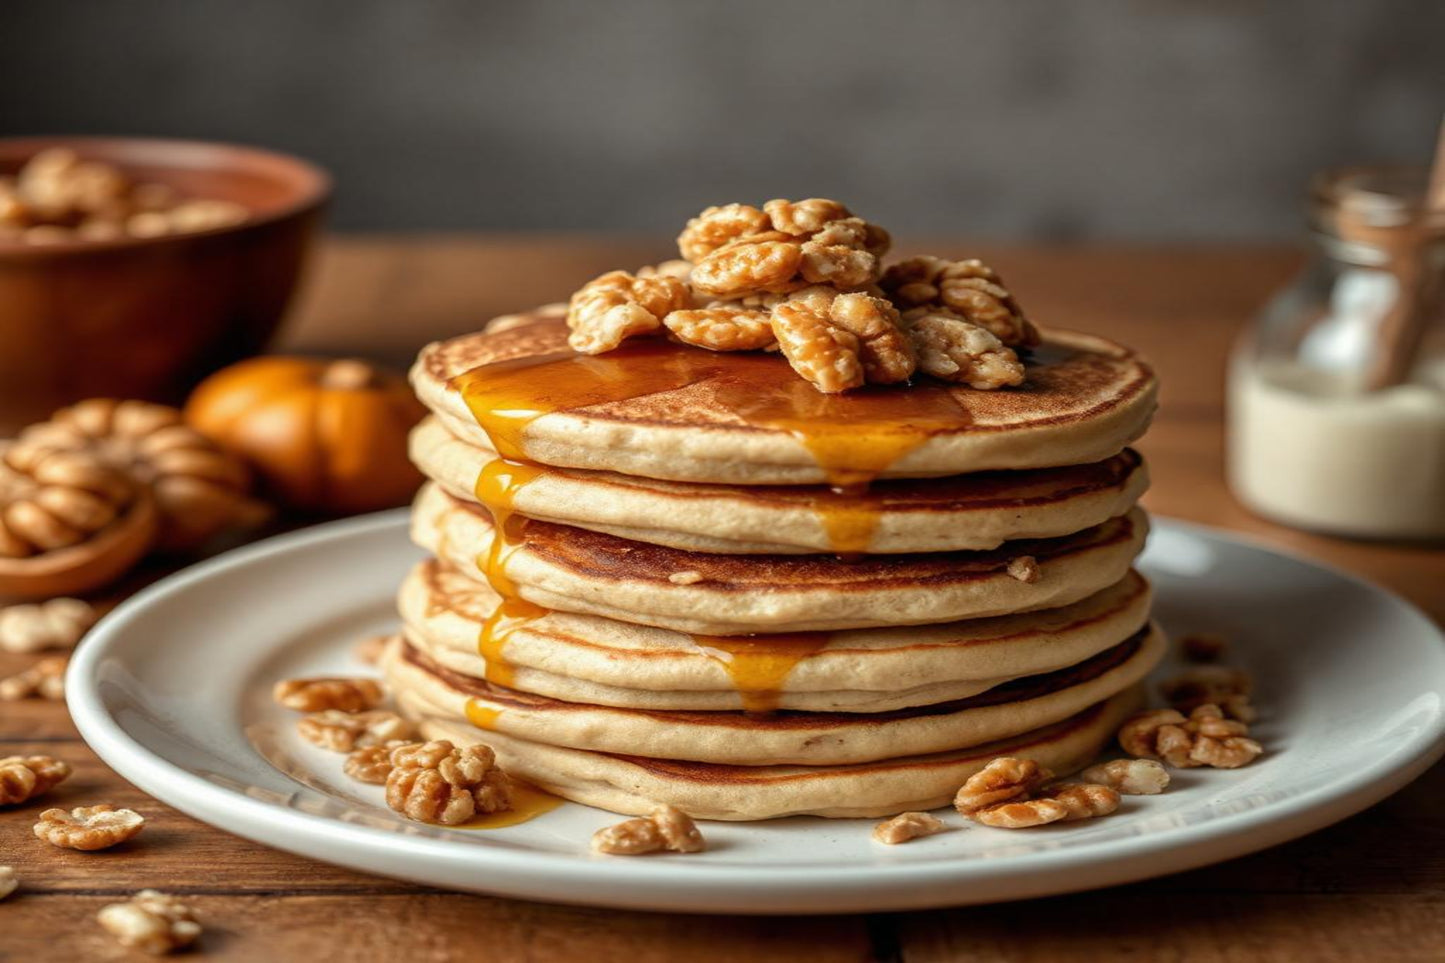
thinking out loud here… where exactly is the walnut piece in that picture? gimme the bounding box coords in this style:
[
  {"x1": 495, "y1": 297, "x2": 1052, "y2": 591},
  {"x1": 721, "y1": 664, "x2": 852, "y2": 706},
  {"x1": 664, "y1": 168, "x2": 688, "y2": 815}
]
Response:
[
  {"x1": 663, "y1": 305, "x2": 776, "y2": 351},
  {"x1": 592, "y1": 804, "x2": 706, "y2": 855},
  {"x1": 296, "y1": 709, "x2": 413, "y2": 752},
  {"x1": 1006, "y1": 556, "x2": 1040, "y2": 583},
  {"x1": 0, "y1": 597, "x2": 96, "y2": 653},
  {"x1": 0, "y1": 865, "x2": 16, "y2": 900},
  {"x1": 882, "y1": 256, "x2": 1038, "y2": 346},
  {"x1": 827, "y1": 292, "x2": 915, "y2": 384},
  {"x1": 1079, "y1": 758, "x2": 1171, "y2": 795},
  {"x1": 385, "y1": 740, "x2": 512, "y2": 825},
  {"x1": 1118, "y1": 704, "x2": 1263, "y2": 769},
  {"x1": 34, "y1": 804, "x2": 145, "y2": 850},
  {"x1": 1038, "y1": 783, "x2": 1121, "y2": 821},
  {"x1": 0, "y1": 655, "x2": 67, "y2": 701},
  {"x1": 14, "y1": 399, "x2": 267, "y2": 552},
  {"x1": 1180, "y1": 632, "x2": 1228, "y2": 663},
  {"x1": 97, "y1": 889, "x2": 202, "y2": 955},
  {"x1": 770, "y1": 296, "x2": 864, "y2": 393},
  {"x1": 0, "y1": 443, "x2": 136, "y2": 558},
  {"x1": 1160, "y1": 666, "x2": 1255, "y2": 721},
  {"x1": 677, "y1": 203, "x2": 772, "y2": 262},
  {"x1": 667, "y1": 570, "x2": 705, "y2": 585},
  {"x1": 970, "y1": 798, "x2": 1070, "y2": 828},
  {"x1": 953, "y1": 757, "x2": 1053, "y2": 814},
  {"x1": 872, "y1": 811, "x2": 947, "y2": 845},
  {"x1": 272, "y1": 677, "x2": 385, "y2": 713},
  {"x1": 0, "y1": 754, "x2": 72, "y2": 805},
  {"x1": 686, "y1": 199, "x2": 887, "y2": 299},
  {"x1": 343, "y1": 740, "x2": 415, "y2": 784},
  {"x1": 566, "y1": 270, "x2": 691, "y2": 354},
  {"x1": 905, "y1": 311, "x2": 1025, "y2": 389}
]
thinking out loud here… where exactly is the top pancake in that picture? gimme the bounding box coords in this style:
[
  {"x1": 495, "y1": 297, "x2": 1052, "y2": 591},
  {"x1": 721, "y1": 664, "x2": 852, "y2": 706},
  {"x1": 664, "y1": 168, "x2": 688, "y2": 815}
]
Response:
[{"x1": 413, "y1": 310, "x2": 1158, "y2": 485}]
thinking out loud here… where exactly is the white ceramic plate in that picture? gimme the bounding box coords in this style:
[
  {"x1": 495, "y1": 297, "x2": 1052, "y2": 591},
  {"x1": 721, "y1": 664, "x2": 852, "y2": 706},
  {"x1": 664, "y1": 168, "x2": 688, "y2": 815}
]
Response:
[{"x1": 67, "y1": 511, "x2": 1445, "y2": 914}]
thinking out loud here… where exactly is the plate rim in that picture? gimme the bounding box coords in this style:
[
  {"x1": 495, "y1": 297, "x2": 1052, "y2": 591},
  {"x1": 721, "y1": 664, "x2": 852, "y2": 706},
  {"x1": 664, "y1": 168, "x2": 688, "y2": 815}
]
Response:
[{"x1": 65, "y1": 510, "x2": 1445, "y2": 914}]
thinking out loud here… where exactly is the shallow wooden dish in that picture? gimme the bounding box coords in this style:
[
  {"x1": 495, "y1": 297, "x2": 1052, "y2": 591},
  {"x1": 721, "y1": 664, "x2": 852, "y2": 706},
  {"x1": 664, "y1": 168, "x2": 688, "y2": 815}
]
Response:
[{"x1": 0, "y1": 136, "x2": 331, "y2": 433}]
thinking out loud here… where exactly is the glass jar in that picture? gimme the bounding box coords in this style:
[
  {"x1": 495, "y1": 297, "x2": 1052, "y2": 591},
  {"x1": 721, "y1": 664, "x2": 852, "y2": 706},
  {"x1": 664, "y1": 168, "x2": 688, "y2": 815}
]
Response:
[{"x1": 1227, "y1": 165, "x2": 1445, "y2": 540}]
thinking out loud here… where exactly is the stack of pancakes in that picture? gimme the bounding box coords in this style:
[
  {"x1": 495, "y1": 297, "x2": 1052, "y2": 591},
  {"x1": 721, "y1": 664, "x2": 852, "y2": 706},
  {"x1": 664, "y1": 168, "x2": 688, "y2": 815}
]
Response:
[{"x1": 386, "y1": 309, "x2": 1162, "y2": 820}]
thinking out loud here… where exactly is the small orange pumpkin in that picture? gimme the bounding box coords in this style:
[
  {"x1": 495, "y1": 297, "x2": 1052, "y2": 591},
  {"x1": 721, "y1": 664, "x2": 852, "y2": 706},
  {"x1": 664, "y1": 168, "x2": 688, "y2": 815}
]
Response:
[{"x1": 185, "y1": 356, "x2": 426, "y2": 515}]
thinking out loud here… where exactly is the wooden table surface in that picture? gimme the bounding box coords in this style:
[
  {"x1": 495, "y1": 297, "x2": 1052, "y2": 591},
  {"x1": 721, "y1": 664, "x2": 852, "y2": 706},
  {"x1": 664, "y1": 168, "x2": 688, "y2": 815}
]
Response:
[{"x1": 4, "y1": 237, "x2": 1443, "y2": 962}]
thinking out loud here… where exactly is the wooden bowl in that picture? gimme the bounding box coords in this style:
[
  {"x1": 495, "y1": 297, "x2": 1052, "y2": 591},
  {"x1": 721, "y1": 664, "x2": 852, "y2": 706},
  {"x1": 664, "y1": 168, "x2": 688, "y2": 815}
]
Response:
[{"x1": 0, "y1": 137, "x2": 331, "y2": 434}]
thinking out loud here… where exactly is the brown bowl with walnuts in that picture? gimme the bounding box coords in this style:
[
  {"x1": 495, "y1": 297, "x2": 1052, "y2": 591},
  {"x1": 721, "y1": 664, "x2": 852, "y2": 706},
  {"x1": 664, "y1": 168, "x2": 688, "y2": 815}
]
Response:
[{"x1": 0, "y1": 136, "x2": 331, "y2": 434}]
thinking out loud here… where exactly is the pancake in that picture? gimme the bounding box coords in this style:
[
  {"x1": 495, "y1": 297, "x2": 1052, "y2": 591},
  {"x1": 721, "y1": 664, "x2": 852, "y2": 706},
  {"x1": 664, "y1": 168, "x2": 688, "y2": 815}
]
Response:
[
  {"x1": 398, "y1": 558, "x2": 1154, "y2": 712},
  {"x1": 393, "y1": 669, "x2": 1146, "y2": 819},
  {"x1": 412, "y1": 482, "x2": 1150, "y2": 634},
  {"x1": 412, "y1": 311, "x2": 1158, "y2": 485},
  {"x1": 412, "y1": 415, "x2": 1151, "y2": 555},
  {"x1": 386, "y1": 625, "x2": 1163, "y2": 766}
]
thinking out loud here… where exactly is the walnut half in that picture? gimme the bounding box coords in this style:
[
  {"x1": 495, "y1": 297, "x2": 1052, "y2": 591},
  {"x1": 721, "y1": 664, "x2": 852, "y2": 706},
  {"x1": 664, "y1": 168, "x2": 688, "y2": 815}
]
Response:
[
  {"x1": 592, "y1": 804, "x2": 706, "y2": 855},
  {"x1": 0, "y1": 754, "x2": 72, "y2": 805},
  {"x1": 34, "y1": 804, "x2": 145, "y2": 850},
  {"x1": 97, "y1": 890, "x2": 202, "y2": 955},
  {"x1": 385, "y1": 740, "x2": 512, "y2": 825}
]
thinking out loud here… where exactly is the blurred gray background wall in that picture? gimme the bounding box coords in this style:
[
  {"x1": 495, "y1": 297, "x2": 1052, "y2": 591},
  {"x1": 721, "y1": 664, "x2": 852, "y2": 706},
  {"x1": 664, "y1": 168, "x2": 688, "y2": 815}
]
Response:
[{"x1": 3, "y1": 0, "x2": 1441, "y2": 240}]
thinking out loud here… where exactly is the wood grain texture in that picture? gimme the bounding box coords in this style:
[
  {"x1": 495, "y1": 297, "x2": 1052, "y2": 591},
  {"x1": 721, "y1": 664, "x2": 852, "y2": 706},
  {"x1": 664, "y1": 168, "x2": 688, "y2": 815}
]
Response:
[{"x1": 1, "y1": 236, "x2": 1441, "y2": 962}]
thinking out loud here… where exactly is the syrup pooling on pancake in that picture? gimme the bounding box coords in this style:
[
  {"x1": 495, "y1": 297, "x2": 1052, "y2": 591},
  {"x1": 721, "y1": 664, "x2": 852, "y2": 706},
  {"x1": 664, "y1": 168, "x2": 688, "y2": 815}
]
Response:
[
  {"x1": 450, "y1": 321, "x2": 980, "y2": 554},
  {"x1": 690, "y1": 633, "x2": 834, "y2": 714}
]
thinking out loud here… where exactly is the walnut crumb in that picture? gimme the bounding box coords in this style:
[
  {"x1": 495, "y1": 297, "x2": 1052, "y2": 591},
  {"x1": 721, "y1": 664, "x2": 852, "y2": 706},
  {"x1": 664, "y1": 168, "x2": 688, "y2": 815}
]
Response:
[
  {"x1": 34, "y1": 804, "x2": 144, "y2": 850},
  {"x1": 0, "y1": 754, "x2": 72, "y2": 805},
  {"x1": 1006, "y1": 556, "x2": 1040, "y2": 583},
  {"x1": 592, "y1": 804, "x2": 705, "y2": 855},
  {"x1": 0, "y1": 655, "x2": 68, "y2": 701},
  {"x1": 0, "y1": 865, "x2": 16, "y2": 900},
  {"x1": 273, "y1": 676, "x2": 385, "y2": 713},
  {"x1": 296, "y1": 710, "x2": 413, "y2": 752},
  {"x1": 1079, "y1": 758, "x2": 1171, "y2": 795},
  {"x1": 667, "y1": 570, "x2": 705, "y2": 585},
  {"x1": 97, "y1": 889, "x2": 201, "y2": 955},
  {"x1": 385, "y1": 740, "x2": 512, "y2": 825},
  {"x1": 872, "y1": 811, "x2": 947, "y2": 845}
]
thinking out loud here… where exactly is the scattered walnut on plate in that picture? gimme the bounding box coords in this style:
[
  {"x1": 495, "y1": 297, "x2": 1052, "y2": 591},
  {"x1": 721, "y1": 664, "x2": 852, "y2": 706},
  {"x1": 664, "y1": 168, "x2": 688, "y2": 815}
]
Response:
[
  {"x1": 592, "y1": 804, "x2": 705, "y2": 855},
  {"x1": 872, "y1": 811, "x2": 947, "y2": 845},
  {"x1": 272, "y1": 676, "x2": 384, "y2": 713},
  {"x1": 296, "y1": 709, "x2": 413, "y2": 752},
  {"x1": 385, "y1": 740, "x2": 512, "y2": 825},
  {"x1": 1118, "y1": 704, "x2": 1263, "y2": 769}
]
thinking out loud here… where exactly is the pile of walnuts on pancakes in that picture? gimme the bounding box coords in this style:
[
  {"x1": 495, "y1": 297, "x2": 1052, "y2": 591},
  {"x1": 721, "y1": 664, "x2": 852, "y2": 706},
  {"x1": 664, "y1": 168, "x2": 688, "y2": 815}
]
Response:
[{"x1": 563, "y1": 199, "x2": 1039, "y2": 394}]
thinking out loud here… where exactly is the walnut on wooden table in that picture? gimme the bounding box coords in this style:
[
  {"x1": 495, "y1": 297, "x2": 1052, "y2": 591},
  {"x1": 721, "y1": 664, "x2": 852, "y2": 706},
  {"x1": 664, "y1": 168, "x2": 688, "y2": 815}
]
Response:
[
  {"x1": 0, "y1": 655, "x2": 68, "y2": 701},
  {"x1": 0, "y1": 865, "x2": 17, "y2": 900},
  {"x1": 33, "y1": 804, "x2": 144, "y2": 850},
  {"x1": 0, "y1": 597, "x2": 96, "y2": 653},
  {"x1": 0, "y1": 754, "x2": 72, "y2": 805},
  {"x1": 97, "y1": 889, "x2": 202, "y2": 955}
]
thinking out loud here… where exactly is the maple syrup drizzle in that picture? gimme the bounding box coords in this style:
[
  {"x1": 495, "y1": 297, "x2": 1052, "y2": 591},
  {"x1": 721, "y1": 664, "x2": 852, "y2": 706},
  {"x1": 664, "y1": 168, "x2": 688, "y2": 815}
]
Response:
[
  {"x1": 690, "y1": 632, "x2": 832, "y2": 714},
  {"x1": 472, "y1": 458, "x2": 549, "y2": 688},
  {"x1": 451, "y1": 330, "x2": 972, "y2": 555}
]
